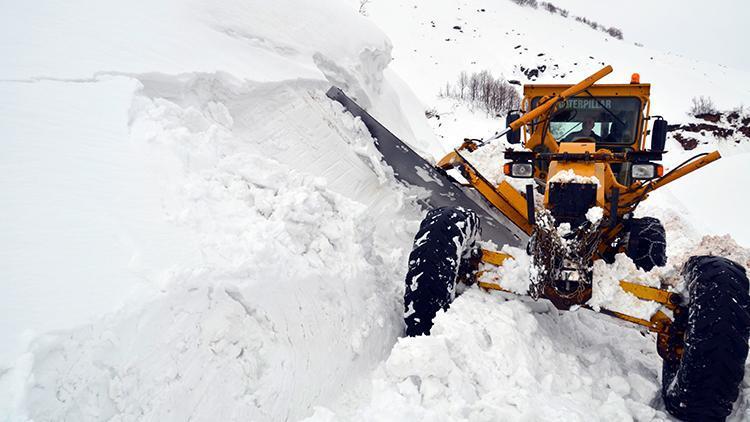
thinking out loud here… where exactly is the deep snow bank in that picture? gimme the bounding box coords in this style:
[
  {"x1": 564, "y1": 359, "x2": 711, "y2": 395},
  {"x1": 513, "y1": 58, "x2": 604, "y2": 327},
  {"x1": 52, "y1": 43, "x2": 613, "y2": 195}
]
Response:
[
  {"x1": 0, "y1": 76, "x2": 204, "y2": 366},
  {"x1": 17, "y1": 151, "x2": 408, "y2": 421},
  {"x1": 0, "y1": 0, "x2": 443, "y2": 419},
  {"x1": 1, "y1": 73, "x2": 426, "y2": 419}
]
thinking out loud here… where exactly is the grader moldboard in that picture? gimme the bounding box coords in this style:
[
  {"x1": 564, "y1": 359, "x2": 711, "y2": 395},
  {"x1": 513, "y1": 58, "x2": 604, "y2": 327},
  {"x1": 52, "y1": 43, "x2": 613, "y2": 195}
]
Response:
[{"x1": 327, "y1": 65, "x2": 750, "y2": 421}]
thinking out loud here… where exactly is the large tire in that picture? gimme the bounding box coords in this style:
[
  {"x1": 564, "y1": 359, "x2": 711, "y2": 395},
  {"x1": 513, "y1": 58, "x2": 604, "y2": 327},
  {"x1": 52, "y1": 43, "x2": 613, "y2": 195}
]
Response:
[
  {"x1": 404, "y1": 207, "x2": 480, "y2": 337},
  {"x1": 662, "y1": 256, "x2": 750, "y2": 421},
  {"x1": 626, "y1": 217, "x2": 667, "y2": 271}
]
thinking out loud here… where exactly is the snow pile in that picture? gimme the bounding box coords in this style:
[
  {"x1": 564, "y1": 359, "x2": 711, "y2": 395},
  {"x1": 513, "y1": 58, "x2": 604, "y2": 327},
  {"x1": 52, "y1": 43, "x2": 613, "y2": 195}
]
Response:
[
  {"x1": 307, "y1": 288, "x2": 667, "y2": 421},
  {"x1": 2, "y1": 72, "x2": 429, "y2": 420},
  {"x1": 589, "y1": 254, "x2": 660, "y2": 320},
  {"x1": 477, "y1": 245, "x2": 535, "y2": 294},
  {"x1": 549, "y1": 169, "x2": 601, "y2": 185},
  {"x1": 305, "y1": 205, "x2": 750, "y2": 421},
  {"x1": 0, "y1": 0, "x2": 439, "y2": 419},
  {"x1": 586, "y1": 206, "x2": 604, "y2": 224},
  {"x1": 14, "y1": 154, "x2": 408, "y2": 421}
]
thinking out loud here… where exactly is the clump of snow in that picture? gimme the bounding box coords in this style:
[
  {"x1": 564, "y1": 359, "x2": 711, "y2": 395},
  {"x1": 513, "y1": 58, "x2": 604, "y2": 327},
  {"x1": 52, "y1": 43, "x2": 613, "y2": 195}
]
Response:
[
  {"x1": 688, "y1": 234, "x2": 750, "y2": 268},
  {"x1": 477, "y1": 245, "x2": 534, "y2": 294},
  {"x1": 479, "y1": 245, "x2": 660, "y2": 321},
  {"x1": 549, "y1": 169, "x2": 601, "y2": 185},
  {"x1": 586, "y1": 206, "x2": 604, "y2": 225},
  {"x1": 588, "y1": 254, "x2": 661, "y2": 320},
  {"x1": 556, "y1": 222, "x2": 573, "y2": 237},
  {"x1": 462, "y1": 138, "x2": 535, "y2": 193}
]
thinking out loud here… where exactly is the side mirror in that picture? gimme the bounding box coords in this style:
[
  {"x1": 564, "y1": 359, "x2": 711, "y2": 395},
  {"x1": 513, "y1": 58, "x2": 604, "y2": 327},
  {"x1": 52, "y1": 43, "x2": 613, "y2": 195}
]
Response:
[
  {"x1": 632, "y1": 162, "x2": 664, "y2": 180},
  {"x1": 651, "y1": 117, "x2": 667, "y2": 152},
  {"x1": 506, "y1": 111, "x2": 521, "y2": 144}
]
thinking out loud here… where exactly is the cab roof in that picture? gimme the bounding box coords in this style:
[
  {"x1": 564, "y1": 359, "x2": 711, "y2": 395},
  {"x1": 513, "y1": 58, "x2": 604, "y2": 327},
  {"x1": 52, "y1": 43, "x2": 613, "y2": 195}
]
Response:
[{"x1": 523, "y1": 83, "x2": 651, "y2": 100}]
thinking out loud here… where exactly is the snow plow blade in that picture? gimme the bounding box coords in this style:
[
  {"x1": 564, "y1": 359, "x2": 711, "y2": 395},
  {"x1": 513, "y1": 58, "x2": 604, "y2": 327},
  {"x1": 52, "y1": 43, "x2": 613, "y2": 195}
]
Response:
[{"x1": 326, "y1": 86, "x2": 523, "y2": 247}]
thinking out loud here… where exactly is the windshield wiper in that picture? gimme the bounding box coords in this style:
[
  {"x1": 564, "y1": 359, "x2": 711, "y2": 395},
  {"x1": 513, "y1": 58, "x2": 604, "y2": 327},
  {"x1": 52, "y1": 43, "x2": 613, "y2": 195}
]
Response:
[{"x1": 583, "y1": 89, "x2": 627, "y2": 127}]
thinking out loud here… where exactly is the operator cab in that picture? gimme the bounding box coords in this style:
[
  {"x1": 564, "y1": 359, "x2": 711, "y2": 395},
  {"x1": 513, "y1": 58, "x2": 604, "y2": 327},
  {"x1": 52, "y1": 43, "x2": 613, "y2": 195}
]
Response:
[
  {"x1": 525, "y1": 88, "x2": 649, "y2": 185},
  {"x1": 547, "y1": 97, "x2": 641, "y2": 148}
]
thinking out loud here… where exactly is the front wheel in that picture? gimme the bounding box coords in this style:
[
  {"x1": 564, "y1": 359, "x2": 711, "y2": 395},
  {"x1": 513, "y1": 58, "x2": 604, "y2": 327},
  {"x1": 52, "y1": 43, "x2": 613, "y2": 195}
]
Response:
[
  {"x1": 404, "y1": 207, "x2": 480, "y2": 337},
  {"x1": 662, "y1": 255, "x2": 750, "y2": 421}
]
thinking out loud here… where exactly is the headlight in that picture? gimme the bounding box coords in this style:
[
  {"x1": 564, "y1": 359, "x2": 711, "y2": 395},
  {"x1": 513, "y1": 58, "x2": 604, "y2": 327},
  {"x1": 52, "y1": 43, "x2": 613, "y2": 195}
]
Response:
[
  {"x1": 632, "y1": 163, "x2": 663, "y2": 180},
  {"x1": 503, "y1": 162, "x2": 534, "y2": 178}
]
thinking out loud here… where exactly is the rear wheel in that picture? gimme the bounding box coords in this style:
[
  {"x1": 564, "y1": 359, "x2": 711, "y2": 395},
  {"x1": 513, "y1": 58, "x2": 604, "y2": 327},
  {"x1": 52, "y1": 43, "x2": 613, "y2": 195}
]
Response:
[
  {"x1": 404, "y1": 207, "x2": 480, "y2": 336},
  {"x1": 626, "y1": 216, "x2": 666, "y2": 271},
  {"x1": 662, "y1": 255, "x2": 750, "y2": 421}
]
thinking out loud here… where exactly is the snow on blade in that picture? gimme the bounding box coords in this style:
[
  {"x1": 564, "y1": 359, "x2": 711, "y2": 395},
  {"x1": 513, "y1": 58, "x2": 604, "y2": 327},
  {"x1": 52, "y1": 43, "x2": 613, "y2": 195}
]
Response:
[{"x1": 549, "y1": 169, "x2": 601, "y2": 185}]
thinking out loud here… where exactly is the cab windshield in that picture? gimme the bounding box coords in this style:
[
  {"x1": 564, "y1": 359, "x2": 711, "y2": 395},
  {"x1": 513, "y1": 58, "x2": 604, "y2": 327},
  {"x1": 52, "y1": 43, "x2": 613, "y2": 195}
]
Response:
[{"x1": 535, "y1": 96, "x2": 643, "y2": 145}]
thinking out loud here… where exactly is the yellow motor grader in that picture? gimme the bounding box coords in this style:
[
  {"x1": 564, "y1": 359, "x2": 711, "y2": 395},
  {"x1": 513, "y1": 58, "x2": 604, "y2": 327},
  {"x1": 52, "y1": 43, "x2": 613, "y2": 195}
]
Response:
[{"x1": 326, "y1": 66, "x2": 749, "y2": 421}]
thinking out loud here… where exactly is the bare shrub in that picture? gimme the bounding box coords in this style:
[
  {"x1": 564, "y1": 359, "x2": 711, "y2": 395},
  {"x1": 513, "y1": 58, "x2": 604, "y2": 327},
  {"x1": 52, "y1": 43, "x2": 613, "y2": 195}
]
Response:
[
  {"x1": 605, "y1": 27, "x2": 624, "y2": 40},
  {"x1": 575, "y1": 16, "x2": 599, "y2": 30},
  {"x1": 510, "y1": 0, "x2": 539, "y2": 8},
  {"x1": 515, "y1": 0, "x2": 622, "y2": 39},
  {"x1": 690, "y1": 96, "x2": 718, "y2": 116},
  {"x1": 572, "y1": 15, "x2": 624, "y2": 39},
  {"x1": 540, "y1": 2, "x2": 568, "y2": 17},
  {"x1": 441, "y1": 70, "x2": 520, "y2": 115},
  {"x1": 728, "y1": 104, "x2": 745, "y2": 119}
]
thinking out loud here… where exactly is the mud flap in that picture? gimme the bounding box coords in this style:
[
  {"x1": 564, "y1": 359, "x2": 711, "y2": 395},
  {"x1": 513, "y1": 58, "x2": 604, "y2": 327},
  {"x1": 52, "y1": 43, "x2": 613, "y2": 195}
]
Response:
[{"x1": 326, "y1": 86, "x2": 523, "y2": 247}]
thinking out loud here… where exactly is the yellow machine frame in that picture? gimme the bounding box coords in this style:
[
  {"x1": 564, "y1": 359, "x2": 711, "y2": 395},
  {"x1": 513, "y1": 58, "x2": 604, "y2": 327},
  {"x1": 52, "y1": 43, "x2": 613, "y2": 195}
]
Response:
[{"x1": 436, "y1": 65, "x2": 715, "y2": 360}]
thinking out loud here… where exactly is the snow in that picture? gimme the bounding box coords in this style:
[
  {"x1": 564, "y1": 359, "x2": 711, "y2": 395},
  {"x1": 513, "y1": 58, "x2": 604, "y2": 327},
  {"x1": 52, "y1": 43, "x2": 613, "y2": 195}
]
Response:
[
  {"x1": 0, "y1": 0, "x2": 431, "y2": 418},
  {"x1": 656, "y1": 153, "x2": 750, "y2": 248},
  {"x1": 2, "y1": 0, "x2": 750, "y2": 420},
  {"x1": 586, "y1": 206, "x2": 604, "y2": 224},
  {"x1": 0, "y1": 76, "x2": 202, "y2": 365},
  {"x1": 549, "y1": 169, "x2": 601, "y2": 185},
  {"x1": 477, "y1": 245, "x2": 534, "y2": 294},
  {"x1": 588, "y1": 254, "x2": 661, "y2": 320},
  {"x1": 306, "y1": 289, "x2": 667, "y2": 421}
]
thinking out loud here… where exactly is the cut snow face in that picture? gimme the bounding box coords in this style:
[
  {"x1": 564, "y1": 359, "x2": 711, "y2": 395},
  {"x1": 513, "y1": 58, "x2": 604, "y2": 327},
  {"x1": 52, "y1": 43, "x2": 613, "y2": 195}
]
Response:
[
  {"x1": 1, "y1": 73, "x2": 429, "y2": 420},
  {"x1": 0, "y1": 0, "x2": 437, "y2": 419}
]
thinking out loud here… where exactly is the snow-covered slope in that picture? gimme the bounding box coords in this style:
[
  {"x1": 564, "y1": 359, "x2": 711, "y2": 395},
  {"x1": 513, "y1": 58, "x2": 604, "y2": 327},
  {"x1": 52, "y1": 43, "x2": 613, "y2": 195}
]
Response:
[
  {"x1": 2, "y1": 0, "x2": 750, "y2": 421},
  {"x1": 365, "y1": 0, "x2": 750, "y2": 247}
]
